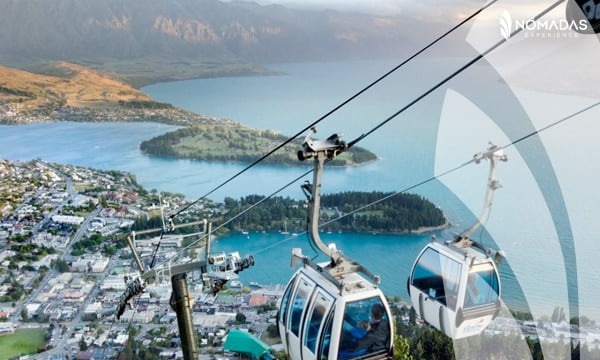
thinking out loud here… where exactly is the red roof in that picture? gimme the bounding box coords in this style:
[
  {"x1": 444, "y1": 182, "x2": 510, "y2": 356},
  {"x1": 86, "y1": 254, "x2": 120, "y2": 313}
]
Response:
[
  {"x1": 75, "y1": 351, "x2": 93, "y2": 360},
  {"x1": 249, "y1": 294, "x2": 268, "y2": 307}
]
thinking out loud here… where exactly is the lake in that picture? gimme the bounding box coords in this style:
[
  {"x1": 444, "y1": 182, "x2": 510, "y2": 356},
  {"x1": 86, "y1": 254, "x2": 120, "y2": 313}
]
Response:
[{"x1": 0, "y1": 59, "x2": 598, "y2": 322}]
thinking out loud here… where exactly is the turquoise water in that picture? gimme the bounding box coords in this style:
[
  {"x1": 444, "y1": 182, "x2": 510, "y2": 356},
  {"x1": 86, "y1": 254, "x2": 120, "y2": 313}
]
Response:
[
  {"x1": 0, "y1": 59, "x2": 598, "y2": 321},
  {"x1": 209, "y1": 231, "x2": 434, "y2": 297}
]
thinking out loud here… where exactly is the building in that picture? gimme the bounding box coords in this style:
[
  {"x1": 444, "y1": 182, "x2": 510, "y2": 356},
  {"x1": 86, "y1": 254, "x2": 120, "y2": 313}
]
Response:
[
  {"x1": 52, "y1": 215, "x2": 84, "y2": 225},
  {"x1": 0, "y1": 322, "x2": 15, "y2": 334},
  {"x1": 101, "y1": 275, "x2": 127, "y2": 291},
  {"x1": 84, "y1": 302, "x2": 103, "y2": 319},
  {"x1": 249, "y1": 294, "x2": 268, "y2": 307},
  {"x1": 25, "y1": 302, "x2": 41, "y2": 313},
  {"x1": 135, "y1": 234, "x2": 183, "y2": 248},
  {"x1": 71, "y1": 256, "x2": 109, "y2": 273},
  {"x1": 91, "y1": 258, "x2": 109, "y2": 273}
]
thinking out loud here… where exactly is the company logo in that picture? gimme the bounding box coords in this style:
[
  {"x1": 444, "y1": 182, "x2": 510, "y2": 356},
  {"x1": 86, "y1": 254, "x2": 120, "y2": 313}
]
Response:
[
  {"x1": 499, "y1": 9, "x2": 589, "y2": 40},
  {"x1": 566, "y1": 0, "x2": 600, "y2": 34},
  {"x1": 500, "y1": 11, "x2": 512, "y2": 40}
]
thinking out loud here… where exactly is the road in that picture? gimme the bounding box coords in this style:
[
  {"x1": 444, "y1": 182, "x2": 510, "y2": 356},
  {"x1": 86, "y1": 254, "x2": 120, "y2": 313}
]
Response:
[
  {"x1": 10, "y1": 162, "x2": 99, "y2": 322},
  {"x1": 30, "y1": 162, "x2": 76, "y2": 236},
  {"x1": 10, "y1": 206, "x2": 102, "y2": 324},
  {"x1": 32, "y1": 252, "x2": 117, "y2": 359}
]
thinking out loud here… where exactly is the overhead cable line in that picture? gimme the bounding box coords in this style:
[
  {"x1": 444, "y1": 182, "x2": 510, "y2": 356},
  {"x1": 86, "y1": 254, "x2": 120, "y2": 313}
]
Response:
[
  {"x1": 168, "y1": 0, "x2": 499, "y2": 219},
  {"x1": 253, "y1": 100, "x2": 600, "y2": 256},
  {"x1": 348, "y1": 0, "x2": 567, "y2": 148},
  {"x1": 156, "y1": 169, "x2": 314, "y2": 267},
  {"x1": 320, "y1": 101, "x2": 600, "y2": 233},
  {"x1": 162, "y1": 0, "x2": 572, "y2": 265}
]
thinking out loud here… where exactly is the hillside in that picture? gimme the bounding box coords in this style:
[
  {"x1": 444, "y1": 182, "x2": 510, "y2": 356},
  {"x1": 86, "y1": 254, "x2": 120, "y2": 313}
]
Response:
[
  {"x1": 218, "y1": 192, "x2": 448, "y2": 234},
  {"x1": 139, "y1": 123, "x2": 377, "y2": 166},
  {"x1": 0, "y1": 0, "x2": 418, "y2": 63},
  {"x1": 0, "y1": 62, "x2": 151, "y2": 109},
  {"x1": 0, "y1": 62, "x2": 214, "y2": 125},
  {"x1": 0, "y1": 0, "x2": 453, "y2": 86}
]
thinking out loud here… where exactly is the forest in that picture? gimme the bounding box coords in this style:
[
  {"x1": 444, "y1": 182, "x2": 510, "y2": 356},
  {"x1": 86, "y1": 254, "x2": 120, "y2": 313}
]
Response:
[{"x1": 220, "y1": 191, "x2": 446, "y2": 234}]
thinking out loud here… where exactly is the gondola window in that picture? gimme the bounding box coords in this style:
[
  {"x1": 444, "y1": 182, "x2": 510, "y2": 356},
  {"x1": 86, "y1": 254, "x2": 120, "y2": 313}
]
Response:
[
  {"x1": 465, "y1": 266, "x2": 499, "y2": 309},
  {"x1": 280, "y1": 275, "x2": 296, "y2": 327},
  {"x1": 290, "y1": 279, "x2": 313, "y2": 336},
  {"x1": 304, "y1": 294, "x2": 331, "y2": 353},
  {"x1": 338, "y1": 297, "x2": 390, "y2": 360},
  {"x1": 411, "y1": 247, "x2": 462, "y2": 310}
]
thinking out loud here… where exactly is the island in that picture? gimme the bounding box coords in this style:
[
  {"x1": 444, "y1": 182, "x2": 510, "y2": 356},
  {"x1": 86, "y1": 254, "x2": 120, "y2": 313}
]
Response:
[
  {"x1": 139, "y1": 123, "x2": 378, "y2": 166},
  {"x1": 219, "y1": 191, "x2": 448, "y2": 234},
  {"x1": 0, "y1": 62, "x2": 378, "y2": 167}
]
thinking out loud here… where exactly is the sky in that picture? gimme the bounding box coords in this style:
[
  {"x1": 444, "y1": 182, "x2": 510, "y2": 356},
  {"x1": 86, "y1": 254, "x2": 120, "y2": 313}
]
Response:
[
  {"x1": 229, "y1": 0, "x2": 563, "y2": 25},
  {"x1": 230, "y1": 0, "x2": 483, "y2": 17}
]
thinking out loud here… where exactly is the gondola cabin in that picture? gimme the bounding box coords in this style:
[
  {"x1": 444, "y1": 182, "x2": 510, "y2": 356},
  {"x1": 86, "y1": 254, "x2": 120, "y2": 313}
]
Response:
[
  {"x1": 408, "y1": 241, "x2": 501, "y2": 339},
  {"x1": 278, "y1": 264, "x2": 393, "y2": 360}
]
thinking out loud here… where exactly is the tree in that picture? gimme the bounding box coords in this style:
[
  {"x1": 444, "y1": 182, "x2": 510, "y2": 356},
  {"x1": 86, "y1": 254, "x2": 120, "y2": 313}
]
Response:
[
  {"x1": 121, "y1": 326, "x2": 138, "y2": 360},
  {"x1": 235, "y1": 312, "x2": 247, "y2": 324},
  {"x1": 408, "y1": 307, "x2": 416, "y2": 326},
  {"x1": 266, "y1": 324, "x2": 279, "y2": 338},
  {"x1": 56, "y1": 258, "x2": 70, "y2": 272},
  {"x1": 20, "y1": 308, "x2": 28, "y2": 321},
  {"x1": 393, "y1": 325, "x2": 413, "y2": 360},
  {"x1": 79, "y1": 336, "x2": 88, "y2": 351}
]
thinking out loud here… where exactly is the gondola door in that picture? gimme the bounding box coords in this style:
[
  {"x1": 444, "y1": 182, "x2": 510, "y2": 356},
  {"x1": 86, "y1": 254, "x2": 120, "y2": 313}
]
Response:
[
  {"x1": 286, "y1": 275, "x2": 316, "y2": 360},
  {"x1": 302, "y1": 290, "x2": 335, "y2": 360},
  {"x1": 410, "y1": 245, "x2": 462, "y2": 336}
]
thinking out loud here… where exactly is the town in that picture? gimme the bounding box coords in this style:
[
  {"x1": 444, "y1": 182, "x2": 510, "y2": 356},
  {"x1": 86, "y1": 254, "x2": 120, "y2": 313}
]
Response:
[
  {"x1": 0, "y1": 159, "x2": 599, "y2": 360},
  {"x1": 0, "y1": 102, "x2": 220, "y2": 126}
]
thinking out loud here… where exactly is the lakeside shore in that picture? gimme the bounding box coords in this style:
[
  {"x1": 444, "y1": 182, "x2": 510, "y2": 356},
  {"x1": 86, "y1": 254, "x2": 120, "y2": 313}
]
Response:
[{"x1": 409, "y1": 220, "x2": 451, "y2": 234}]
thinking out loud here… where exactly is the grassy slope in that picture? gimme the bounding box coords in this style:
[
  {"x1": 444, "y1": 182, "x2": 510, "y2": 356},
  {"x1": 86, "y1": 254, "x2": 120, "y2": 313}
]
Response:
[
  {"x1": 0, "y1": 328, "x2": 46, "y2": 360},
  {"x1": 0, "y1": 62, "x2": 153, "y2": 112},
  {"x1": 140, "y1": 123, "x2": 377, "y2": 166}
]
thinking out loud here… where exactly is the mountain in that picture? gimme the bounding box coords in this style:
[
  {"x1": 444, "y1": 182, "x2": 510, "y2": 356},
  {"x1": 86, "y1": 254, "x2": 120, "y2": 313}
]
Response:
[
  {"x1": 0, "y1": 62, "x2": 151, "y2": 109},
  {"x1": 0, "y1": 0, "x2": 432, "y2": 84},
  {"x1": 0, "y1": 62, "x2": 215, "y2": 124}
]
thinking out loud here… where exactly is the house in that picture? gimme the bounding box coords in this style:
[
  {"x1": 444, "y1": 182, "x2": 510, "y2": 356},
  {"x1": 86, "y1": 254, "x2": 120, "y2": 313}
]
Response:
[
  {"x1": 74, "y1": 351, "x2": 94, "y2": 360},
  {"x1": 249, "y1": 295, "x2": 268, "y2": 307},
  {"x1": 0, "y1": 322, "x2": 15, "y2": 334},
  {"x1": 51, "y1": 215, "x2": 84, "y2": 225}
]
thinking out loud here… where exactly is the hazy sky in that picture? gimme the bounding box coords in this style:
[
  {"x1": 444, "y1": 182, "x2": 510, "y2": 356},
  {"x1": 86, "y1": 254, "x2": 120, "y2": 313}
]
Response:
[
  {"x1": 234, "y1": 0, "x2": 483, "y2": 17},
  {"x1": 239, "y1": 0, "x2": 570, "y2": 27}
]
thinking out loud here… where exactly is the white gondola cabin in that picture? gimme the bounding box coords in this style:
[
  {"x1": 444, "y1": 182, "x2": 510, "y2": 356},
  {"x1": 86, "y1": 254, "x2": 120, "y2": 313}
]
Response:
[
  {"x1": 280, "y1": 130, "x2": 394, "y2": 360},
  {"x1": 278, "y1": 262, "x2": 393, "y2": 360},
  {"x1": 407, "y1": 143, "x2": 507, "y2": 339},
  {"x1": 408, "y1": 241, "x2": 501, "y2": 339}
]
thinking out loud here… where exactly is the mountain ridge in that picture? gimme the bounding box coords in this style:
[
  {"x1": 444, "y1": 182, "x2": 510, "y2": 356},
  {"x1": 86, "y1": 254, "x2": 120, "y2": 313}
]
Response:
[
  {"x1": 0, "y1": 0, "x2": 430, "y2": 71},
  {"x1": 0, "y1": 62, "x2": 215, "y2": 125}
]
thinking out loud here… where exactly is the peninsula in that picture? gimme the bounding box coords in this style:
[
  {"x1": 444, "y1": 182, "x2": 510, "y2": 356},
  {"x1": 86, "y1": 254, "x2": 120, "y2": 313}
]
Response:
[
  {"x1": 0, "y1": 62, "x2": 215, "y2": 126},
  {"x1": 139, "y1": 123, "x2": 377, "y2": 166},
  {"x1": 0, "y1": 62, "x2": 378, "y2": 167}
]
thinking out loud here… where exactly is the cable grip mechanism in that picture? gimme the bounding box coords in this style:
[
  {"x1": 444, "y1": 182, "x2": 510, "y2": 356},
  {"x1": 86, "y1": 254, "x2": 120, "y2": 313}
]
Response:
[{"x1": 297, "y1": 127, "x2": 348, "y2": 161}]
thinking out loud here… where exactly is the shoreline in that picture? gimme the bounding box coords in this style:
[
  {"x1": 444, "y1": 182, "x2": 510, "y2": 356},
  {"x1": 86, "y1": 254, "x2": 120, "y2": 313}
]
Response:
[
  {"x1": 409, "y1": 220, "x2": 452, "y2": 235},
  {"x1": 224, "y1": 221, "x2": 451, "y2": 238}
]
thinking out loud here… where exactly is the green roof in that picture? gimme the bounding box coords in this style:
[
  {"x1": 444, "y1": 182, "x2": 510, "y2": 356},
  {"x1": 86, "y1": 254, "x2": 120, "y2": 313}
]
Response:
[
  {"x1": 215, "y1": 294, "x2": 236, "y2": 305},
  {"x1": 223, "y1": 330, "x2": 272, "y2": 358}
]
